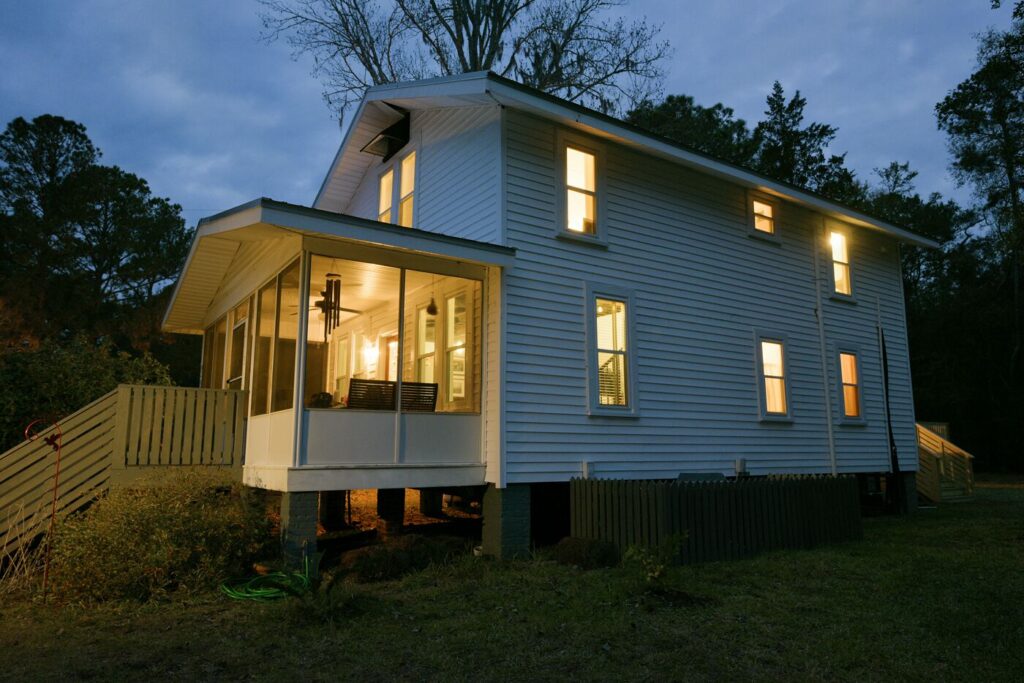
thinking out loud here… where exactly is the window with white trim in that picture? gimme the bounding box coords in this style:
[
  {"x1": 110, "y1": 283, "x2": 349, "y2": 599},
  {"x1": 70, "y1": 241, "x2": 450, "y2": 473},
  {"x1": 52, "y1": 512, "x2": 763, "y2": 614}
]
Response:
[
  {"x1": 445, "y1": 292, "x2": 467, "y2": 402},
  {"x1": 752, "y1": 198, "x2": 776, "y2": 235},
  {"x1": 830, "y1": 231, "x2": 852, "y2": 296},
  {"x1": 565, "y1": 146, "x2": 597, "y2": 234},
  {"x1": 839, "y1": 351, "x2": 862, "y2": 419},
  {"x1": 378, "y1": 168, "x2": 394, "y2": 223},
  {"x1": 757, "y1": 338, "x2": 790, "y2": 418},
  {"x1": 398, "y1": 151, "x2": 416, "y2": 227}
]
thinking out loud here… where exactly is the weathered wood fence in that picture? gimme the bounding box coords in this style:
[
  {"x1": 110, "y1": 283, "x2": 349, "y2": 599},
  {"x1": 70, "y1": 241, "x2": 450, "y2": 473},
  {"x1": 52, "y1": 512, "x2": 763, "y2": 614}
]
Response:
[
  {"x1": 570, "y1": 475, "x2": 862, "y2": 564},
  {"x1": 1, "y1": 385, "x2": 247, "y2": 556}
]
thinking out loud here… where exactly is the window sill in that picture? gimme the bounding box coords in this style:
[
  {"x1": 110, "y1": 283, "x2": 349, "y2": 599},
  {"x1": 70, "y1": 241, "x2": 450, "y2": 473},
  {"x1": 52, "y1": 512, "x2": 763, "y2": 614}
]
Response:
[
  {"x1": 839, "y1": 417, "x2": 868, "y2": 427},
  {"x1": 748, "y1": 230, "x2": 782, "y2": 246},
  {"x1": 759, "y1": 414, "x2": 793, "y2": 424},
  {"x1": 557, "y1": 231, "x2": 608, "y2": 249},
  {"x1": 588, "y1": 406, "x2": 639, "y2": 418},
  {"x1": 830, "y1": 293, "x2": 857, "y2": 305}
]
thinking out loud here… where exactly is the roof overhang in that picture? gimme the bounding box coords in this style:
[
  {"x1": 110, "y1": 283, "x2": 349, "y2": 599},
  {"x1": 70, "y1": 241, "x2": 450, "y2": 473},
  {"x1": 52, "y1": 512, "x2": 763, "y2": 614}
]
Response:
[
  {"x1": 163, "y1": 198, "x2": 516, "y2": 335},
  {"x1": 318, "y1": 71, "x2": 939, "y2": 249}
]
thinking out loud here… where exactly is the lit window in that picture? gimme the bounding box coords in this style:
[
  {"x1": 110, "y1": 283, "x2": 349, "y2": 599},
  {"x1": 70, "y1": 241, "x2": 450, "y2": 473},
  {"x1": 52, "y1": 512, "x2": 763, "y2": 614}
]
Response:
[
  {"x1": 752, "y1": 199, "x2": 775, "y2": 234},
  {"x1": 840, "y1": 352, "x2": 861, "y2": 418},
  {"x1": 759, "y1": 339, "x2": 788, "y2": 416},
  {"x1": 566, "y1": 146, "x2": 596, "y2": 234},
  {"x1": 378, "y1": 169, "x2": 393, "y2": 223},
  {"x1": 830, "y1": 232, "x2": 852, "y2": 295},
  {"x1": 416, "y1": 306, "x2": 436, "y2": 383},
  {"x1": 445, "y1": 293, "x2": 467, "y2": 402},
  {"x1": 398, "y1": 152, "x2": 415, "y2": 227},
  {"x1": 595, "y1": 298, "x2": 628, "y2": 406}
]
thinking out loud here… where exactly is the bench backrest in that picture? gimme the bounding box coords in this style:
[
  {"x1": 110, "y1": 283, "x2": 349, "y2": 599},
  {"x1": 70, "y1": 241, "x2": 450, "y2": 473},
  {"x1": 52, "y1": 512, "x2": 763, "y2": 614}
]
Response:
[{"x1": 347, "y1": 378, "x2": 437, "y2": 412}]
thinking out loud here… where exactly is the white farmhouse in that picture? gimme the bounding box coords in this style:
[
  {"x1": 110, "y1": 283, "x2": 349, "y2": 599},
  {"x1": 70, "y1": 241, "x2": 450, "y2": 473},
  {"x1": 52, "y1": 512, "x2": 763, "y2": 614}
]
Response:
[{"x1": 163, "y1": 72, "x2": 936, "y2": 558}]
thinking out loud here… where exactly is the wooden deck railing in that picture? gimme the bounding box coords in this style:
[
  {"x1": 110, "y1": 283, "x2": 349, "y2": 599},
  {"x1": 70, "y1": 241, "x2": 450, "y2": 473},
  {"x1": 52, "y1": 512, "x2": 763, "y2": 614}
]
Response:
[
  {"x1": 1, "y1": 385, "x2": 247, "y2": 556},
  {"x1": 916, "y1": 423, "x2": 974, "y2": 503}
]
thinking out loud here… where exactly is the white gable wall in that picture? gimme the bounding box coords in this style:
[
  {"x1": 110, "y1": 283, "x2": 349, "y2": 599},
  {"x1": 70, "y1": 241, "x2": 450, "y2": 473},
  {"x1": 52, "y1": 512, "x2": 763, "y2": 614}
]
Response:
[
  {"x1": 500, "y1": 109, "x2": 918, "y2": 483},
  {"x1": 338, "y1": 105, "x2": 503, "y2": 244}
]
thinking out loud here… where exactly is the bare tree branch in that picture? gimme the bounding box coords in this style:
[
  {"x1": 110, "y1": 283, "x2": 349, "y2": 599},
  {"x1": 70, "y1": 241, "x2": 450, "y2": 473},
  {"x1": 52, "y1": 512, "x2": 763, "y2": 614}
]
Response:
[{"x1": 261, "y1": 0, "x2": 669, "y2": 115}]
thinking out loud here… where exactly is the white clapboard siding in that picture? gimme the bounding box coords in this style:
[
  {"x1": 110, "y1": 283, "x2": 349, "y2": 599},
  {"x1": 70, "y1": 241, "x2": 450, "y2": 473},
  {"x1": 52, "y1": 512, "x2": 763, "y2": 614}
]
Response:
[
  {"x1": 500, "y1": 109, "x2": 918, "y2": 483},
  {"x1": 344, "y1": 106, "x2": 502, "y2": 244}
]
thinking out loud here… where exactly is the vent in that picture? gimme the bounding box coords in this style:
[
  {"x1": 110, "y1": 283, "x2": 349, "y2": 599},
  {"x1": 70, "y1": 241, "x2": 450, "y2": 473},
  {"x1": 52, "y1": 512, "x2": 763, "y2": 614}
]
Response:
[{"x1": 360, "y1": 112, "x2": 410, "y2": 162}]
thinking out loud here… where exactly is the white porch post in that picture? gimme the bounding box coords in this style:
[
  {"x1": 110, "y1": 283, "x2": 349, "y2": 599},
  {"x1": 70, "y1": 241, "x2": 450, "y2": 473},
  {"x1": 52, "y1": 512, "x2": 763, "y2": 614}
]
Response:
[{"x1": 292, "y1": 251, "x2": 311, "y2": 468}]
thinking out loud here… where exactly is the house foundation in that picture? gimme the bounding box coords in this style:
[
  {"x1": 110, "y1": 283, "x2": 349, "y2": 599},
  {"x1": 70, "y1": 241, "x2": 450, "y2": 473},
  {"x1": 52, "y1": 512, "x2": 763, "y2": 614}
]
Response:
[
  {"x1": 280, "y1": 491, "x2": 318, "y2": 567},
  {"x1": 482, "y1": 484, "x2": 531, "y2": 559},
  {"x1": 318, "y1": 490, "x2": 348, "y2": 531},
  {"x1": 376, "y1": 488, "x2": 405, "y2": 537},
  {"x1": 418, "y1": 488, "x2": 444, "y2": 517}
]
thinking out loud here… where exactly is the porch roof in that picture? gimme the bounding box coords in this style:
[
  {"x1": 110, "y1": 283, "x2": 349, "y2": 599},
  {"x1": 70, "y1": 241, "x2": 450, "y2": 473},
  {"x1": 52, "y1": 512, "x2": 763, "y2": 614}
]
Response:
[{"x1": 162, "y1": 198, "x2": 515, "y2": 335}]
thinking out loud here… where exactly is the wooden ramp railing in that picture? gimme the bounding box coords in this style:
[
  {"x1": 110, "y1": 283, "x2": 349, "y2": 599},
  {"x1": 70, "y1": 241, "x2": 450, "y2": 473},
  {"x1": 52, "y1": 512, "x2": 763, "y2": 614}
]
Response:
[
  {"x1": 1, "y1": 385, "x2": 247, "y2": 557},
  {"x1": 916, "y1": 423, "x2": 974, "y2": 504}
]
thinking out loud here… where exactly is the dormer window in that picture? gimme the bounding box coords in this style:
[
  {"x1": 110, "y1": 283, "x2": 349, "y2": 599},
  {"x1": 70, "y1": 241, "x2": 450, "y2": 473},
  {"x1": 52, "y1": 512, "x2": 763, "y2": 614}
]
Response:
[
  {"x1": 378, "y1": 169, "x2": 394, "y2": 223},
  {"x1": 566, "y1": 146, "x2": 597, "y2": 234}
]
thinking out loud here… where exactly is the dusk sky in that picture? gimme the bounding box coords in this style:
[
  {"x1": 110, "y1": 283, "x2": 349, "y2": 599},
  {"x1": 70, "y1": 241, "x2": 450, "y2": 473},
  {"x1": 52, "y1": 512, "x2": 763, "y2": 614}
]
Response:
[{"x1": 1, "y1": 1, "x2": 1016, "y2": 227}]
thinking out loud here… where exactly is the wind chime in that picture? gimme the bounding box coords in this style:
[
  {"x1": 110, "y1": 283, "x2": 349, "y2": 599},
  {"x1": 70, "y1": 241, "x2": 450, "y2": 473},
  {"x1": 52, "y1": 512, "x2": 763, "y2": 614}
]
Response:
[{"x1": 315, "y1": 272, "x2": 342, "y2": 342}]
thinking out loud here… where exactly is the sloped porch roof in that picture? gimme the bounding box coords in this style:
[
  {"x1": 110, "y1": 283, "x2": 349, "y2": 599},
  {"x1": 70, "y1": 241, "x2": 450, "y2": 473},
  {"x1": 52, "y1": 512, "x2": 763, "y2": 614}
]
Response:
[{"x1": 163, "y1": 198, "x2": 515, "y2": 334}]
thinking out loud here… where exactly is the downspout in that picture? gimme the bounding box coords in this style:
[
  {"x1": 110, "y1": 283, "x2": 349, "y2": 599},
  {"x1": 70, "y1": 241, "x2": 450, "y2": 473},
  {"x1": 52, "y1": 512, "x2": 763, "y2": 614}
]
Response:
[
  {"x1": 292, "y1": 251, "x2": 311, "y2": 469},
  {"x1": 813, "y1": 221, "x2": 838, "y2": 475},
  {"x1": 875, "y1": 296, "x2": 905, "y2": 513}
]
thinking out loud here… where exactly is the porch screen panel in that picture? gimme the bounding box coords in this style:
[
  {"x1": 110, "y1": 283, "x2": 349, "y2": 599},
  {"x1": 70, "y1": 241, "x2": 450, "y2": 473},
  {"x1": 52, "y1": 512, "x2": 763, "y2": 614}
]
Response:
[
  {"x1": 404, "y1": 271, "x2": 481, "y2": 413},
  {"x1": 272, "y1": 260, "x2": 301, "y2": 412},
  {"x1": 305, "y1": 255, "x2": 401, "y2": 409},
  {"x1": 251, "y1": 280, "x2": 276, "y2": 415}
]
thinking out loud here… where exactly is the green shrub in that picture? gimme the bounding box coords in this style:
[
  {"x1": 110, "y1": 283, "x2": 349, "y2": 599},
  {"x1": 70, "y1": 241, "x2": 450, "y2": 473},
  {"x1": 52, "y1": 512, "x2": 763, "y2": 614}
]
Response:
[
  {"x1": 50, "y1": 472, "x2": 271, "y2": 602},
  {"x1": 0, "y1": 335, "x2": 172, "y2": 451},
  {"x1": 548, "y1": 537, "x2": 620, "y2": 569},
  {"x1": 623, "y1": 533, "x2": 687, "y2": 585},
  {"x1": 342, "y1": 535, "x2": 468, "y2": 583}
]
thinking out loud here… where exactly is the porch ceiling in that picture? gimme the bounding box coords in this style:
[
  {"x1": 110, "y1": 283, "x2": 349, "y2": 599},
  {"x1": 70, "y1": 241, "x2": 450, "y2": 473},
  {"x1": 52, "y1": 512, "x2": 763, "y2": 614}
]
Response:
[{"x1": 162, "y1": 198, "x2": 514, "y2": 335}]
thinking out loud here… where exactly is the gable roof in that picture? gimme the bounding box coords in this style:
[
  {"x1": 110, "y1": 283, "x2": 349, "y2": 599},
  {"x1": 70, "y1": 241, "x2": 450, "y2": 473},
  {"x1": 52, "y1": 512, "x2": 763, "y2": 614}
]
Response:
[{"x1": 316, "y1": 71, "x2": 939, "y2": 249}]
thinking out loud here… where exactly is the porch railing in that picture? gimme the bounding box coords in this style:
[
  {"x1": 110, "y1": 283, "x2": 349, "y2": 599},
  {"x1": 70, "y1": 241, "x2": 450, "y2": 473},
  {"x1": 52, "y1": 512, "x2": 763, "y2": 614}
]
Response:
[
  {"x1": 916, "y1": 423, "x2": 974, "y2": 503},
  {"x1": 2, "y1": 385, "x2": 247, "y2": 556}
]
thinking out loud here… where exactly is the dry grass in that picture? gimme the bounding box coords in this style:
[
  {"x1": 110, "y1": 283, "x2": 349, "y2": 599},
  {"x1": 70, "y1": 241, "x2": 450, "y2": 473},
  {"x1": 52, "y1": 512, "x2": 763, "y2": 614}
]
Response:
[
  {"x1": 0, "y1": 502, "x2": 45, "y2": 598},
  {"x1": 1, "y1": 489, "x2": 1021, "y2": 681}
]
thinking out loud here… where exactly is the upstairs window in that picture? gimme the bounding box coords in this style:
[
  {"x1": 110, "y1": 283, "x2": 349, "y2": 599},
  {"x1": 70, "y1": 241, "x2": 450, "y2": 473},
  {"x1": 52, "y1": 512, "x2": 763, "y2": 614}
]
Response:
[
  {"x1": 839, "y1": 351, "x2": 862, "y2": 419},
  {"x1": 566, "y1": 146, "x2": 597, "y2": 234},
  {"x1": 752, "y1": 199, "x2": 776, "y2": 235},
  {"x1": 399, "y1": 151, "x2": 416, "y2": 227},
  {"x1": 757, "y1": 337, "x2": 790, "y2": 419},
  {"x1": 378, "y1": 169, "x2": 394, "y2": 223},
  {"x1": 830, "y1": 231, "x2": 852, "y2": 296}
]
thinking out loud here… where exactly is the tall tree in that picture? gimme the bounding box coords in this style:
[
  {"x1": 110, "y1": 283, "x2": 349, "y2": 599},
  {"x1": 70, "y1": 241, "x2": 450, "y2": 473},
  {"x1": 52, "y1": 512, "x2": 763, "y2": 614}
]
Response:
[
  {"x1": 936, "y1": 18, "x2": 1024, "y2": 375},
  {"x1": 753, "y1": 81, "x2": 865, "y2": 202},
  {"x1": 260, "y1": 0, "x2": 670, "y2": 114},
  {"x1": 625, "y1": 95, "x2": 760, "y2": 166},
  {"x1": 0, "y1": 115, "x2": 191, "y2": 350}
]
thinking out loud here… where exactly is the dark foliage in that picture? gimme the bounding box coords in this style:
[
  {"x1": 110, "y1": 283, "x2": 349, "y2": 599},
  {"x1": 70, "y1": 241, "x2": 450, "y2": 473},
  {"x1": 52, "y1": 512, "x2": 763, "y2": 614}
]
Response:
[{"x1": 548, "y1": 536, "x2": 619, "y2": 569}]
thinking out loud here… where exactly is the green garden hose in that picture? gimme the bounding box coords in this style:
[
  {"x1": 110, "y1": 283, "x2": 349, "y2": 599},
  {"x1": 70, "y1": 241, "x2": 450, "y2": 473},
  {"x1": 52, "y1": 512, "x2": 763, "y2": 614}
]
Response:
[{"x1": 220, "y1": 557, "x2": 312, "y2": 601}]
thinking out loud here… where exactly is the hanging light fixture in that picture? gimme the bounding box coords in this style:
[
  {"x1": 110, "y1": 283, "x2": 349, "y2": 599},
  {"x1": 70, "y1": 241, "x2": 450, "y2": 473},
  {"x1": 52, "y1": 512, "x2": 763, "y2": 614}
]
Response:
[{"x1": 426, "y1": 273, "x2": 438, "y2": 315}]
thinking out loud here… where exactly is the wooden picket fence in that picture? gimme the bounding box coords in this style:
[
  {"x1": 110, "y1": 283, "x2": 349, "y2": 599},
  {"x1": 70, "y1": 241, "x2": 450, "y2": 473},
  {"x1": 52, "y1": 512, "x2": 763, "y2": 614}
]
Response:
[
  {"x1": 1, "y1": 385, "x2": 247, "y2": 557},
  {"x1": 570, "y1": 475, "x2": 862, "y2": 564}
]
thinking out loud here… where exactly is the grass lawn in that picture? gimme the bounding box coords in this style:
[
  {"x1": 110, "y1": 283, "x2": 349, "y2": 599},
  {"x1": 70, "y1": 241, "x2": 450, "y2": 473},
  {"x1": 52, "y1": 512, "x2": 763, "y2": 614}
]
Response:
[{"x1": 1, "y1": 487, "x2": 1022, "y2": 682}]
